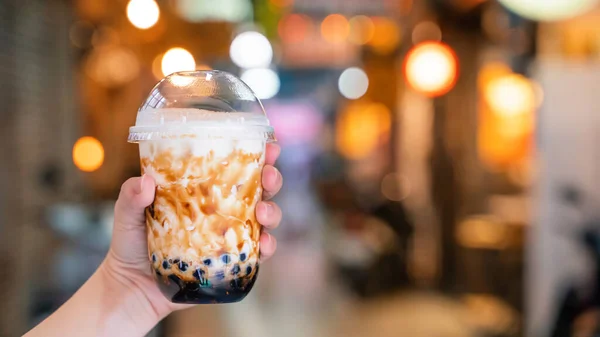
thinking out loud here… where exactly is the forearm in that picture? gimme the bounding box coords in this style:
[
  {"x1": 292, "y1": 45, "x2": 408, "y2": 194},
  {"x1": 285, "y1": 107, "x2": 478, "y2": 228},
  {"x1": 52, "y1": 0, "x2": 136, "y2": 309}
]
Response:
[{"x1": 24, "y1": 261, "x2": 165, "y2": 337}]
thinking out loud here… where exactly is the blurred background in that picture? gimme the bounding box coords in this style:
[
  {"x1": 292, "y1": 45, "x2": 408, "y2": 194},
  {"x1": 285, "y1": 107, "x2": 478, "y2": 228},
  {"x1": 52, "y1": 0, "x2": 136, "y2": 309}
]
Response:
[{"x1": 2, "y1": 0, "x2": 600, "y2": 336}]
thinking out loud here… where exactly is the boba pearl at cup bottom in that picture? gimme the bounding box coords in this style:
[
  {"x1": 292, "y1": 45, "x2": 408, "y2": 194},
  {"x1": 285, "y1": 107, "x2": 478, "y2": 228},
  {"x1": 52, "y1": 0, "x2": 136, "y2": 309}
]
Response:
[{"x1": 129, "y1": 71, "x2": 275, "y2": 304}]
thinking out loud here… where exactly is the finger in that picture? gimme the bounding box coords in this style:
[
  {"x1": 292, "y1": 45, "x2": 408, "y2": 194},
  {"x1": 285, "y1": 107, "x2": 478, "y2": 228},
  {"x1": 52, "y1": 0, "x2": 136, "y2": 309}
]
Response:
[
  {"x1": 265, "y1": 143, "x2": 281, "y2": 166},
  {"x1": 114, "y1": 175, "x2": 156, "y2": 231},
  {"x1": 256, "y1": 201, "x2": 282, "y2": 229},
  {"x1": 262, "y1": 165, "x2": 283, "y2": 200},
  {"x1": 259, "y1": 232, "x2": 277, "y2": 261}
]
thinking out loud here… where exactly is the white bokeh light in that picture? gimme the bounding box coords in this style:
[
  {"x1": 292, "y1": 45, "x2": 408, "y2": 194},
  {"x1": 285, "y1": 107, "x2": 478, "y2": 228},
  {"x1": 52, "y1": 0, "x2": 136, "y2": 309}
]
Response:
[
  {"x1": 230, "y1": 31, "x2": 273, "y2": 69},
  {"x1": 241, "y1": 68, "x2": 280, "y2": 100},
  {"x1": 126, "y1": 0, "x2": 160, "y2": 29},
  {"x1": 338, "y1": 67, "x2": 369, "y2": 100},
  {"x1": 161, "y1": 47, "x2": 196, "y2": 76},
  {"x1": 498, "y1": 0, "x2": 598, "y2": 21}
]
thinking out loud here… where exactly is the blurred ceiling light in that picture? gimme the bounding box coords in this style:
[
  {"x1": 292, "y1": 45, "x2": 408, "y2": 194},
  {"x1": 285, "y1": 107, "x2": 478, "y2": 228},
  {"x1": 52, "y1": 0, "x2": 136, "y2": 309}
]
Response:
[
  {"x1": 478, "y1": 62, "x2": 512, "y2": 91},
  {"x1": 73, "y1": 137, "x2": 104, "y2": 172},
  {"x1": 161, "y1": 47, "x2": 196, "y2": 77},
  {"x1": 348, "y1": 15, "x2": 375, "y2": 45},
  {"x1": 368, "y1": 17, "x2": 401, "y2": 54},
  {"x1": 338, "y1": 67, "x2": 369, "y2": 100},
  {"x1": 456, "y1": 216, "x2": 507, "y2": 249},
  {"x1": 404, "y1": 42, "x2": 458, "y2": 97},
  {"x1": 241, "y1": 68, "x2": 280, "y2": 99},
  {"x1": 321, "y1": 14, "x2": 350, "y2": 44},
  {"x1": 485, "y1": 74, "x2": 536, "y2": 117},
  {"x1": 498, "y1": 0, "x2": 598, "y2": 21},
  {"x1": 278, "y1": 14, "x2": 312, "y2": 44},
  {"x1": 85, "y1": 46, "x2": 140, "y2": 87},
  {"x1": 230, "y1": 31, "x2": 273, "y2": 69},
  {"x1": 381, "y1": 173, "x2": 411, "y2": 201},
  {"x1": 175, "y1": 0, "x2": 252, "y2": 23},
  {"x1": 126, "y1": 0, "x2": 160, "y2": 30},
  {"x1": 336, "y1": 102, "x2": 391, "y2": 160},
  {"x1": 411, "y1": 21, "x2": 442, "y2": 44}
]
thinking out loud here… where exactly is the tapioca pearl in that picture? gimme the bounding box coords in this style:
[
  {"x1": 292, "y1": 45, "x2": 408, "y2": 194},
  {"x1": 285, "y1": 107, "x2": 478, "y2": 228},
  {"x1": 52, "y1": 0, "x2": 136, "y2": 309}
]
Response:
[
  {"x1": 239, "y1": 253, "x2": 247, "y2": 262},
  {"x1": 246, "y1": 265, "x2": 252, "y2": 275},
  {"x1": 214, "y1": 271, "x2": 225, "y2": 280},
  {"x1": 151, "y1": 253, "x2": 157, "y2": 263},
  {"x1": 193, "y1": 269, "x2": 204, "y2": 280},
  {"x1": 203, "y1": 258, "x2": 212, "y2": 266},
  {"x1": 162, "y1": 260, "x2": 171, "y2": 270},
  {"x1": 221, "y1": 254, "x2": 231, "y2": 264},
  {"x1": 232, "y1": 264, "x2": 241, "y2": 275},
  {"x1": 229, "y1": 278, "x2": 242, "y2": 289},
  {"x1": 178, "y1": 261, "x2": 189, "y2": 272}
]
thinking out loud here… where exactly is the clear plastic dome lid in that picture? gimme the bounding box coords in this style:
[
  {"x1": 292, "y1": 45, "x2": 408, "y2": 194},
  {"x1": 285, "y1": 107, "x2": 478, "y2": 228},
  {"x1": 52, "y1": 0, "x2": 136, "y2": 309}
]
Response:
[{"x1": 128, "y1": 71, "x2": 275, "y2": 142}]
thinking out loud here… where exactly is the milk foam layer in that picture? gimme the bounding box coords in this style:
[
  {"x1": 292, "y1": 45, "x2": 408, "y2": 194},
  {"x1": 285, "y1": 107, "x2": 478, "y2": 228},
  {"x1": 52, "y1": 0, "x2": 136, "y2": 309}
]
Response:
[
  {"x1": 140, "y1": 137, "x2": 266, "y2": 283},
  {"x1": 129, "y1": 109, "x2": 275, "y2": 142}
]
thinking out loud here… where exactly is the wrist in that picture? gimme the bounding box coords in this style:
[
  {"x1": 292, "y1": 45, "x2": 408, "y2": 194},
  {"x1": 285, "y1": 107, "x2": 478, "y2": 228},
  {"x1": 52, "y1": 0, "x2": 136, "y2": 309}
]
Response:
[{"x1": 100, "y1": 253, "x2": 173, "y2": 330}]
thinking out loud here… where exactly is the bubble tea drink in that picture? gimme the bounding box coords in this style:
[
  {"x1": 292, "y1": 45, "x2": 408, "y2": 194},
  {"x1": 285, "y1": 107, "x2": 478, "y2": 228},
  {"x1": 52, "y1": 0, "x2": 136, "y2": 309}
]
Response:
[{"x1": 128, "y1": 71, "x2": 275, "y2": 304}]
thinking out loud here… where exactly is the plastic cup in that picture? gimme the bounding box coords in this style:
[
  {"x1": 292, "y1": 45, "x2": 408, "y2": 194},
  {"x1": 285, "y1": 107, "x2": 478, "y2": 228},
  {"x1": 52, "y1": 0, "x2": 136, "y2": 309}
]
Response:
[{"x1": 128, "y1": 71, "x2": 275, "y2": 304}]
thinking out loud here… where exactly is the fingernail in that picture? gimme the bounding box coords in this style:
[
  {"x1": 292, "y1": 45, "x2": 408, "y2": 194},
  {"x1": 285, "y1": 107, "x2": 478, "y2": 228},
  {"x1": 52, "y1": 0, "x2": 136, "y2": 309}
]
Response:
[{"x1": 136, "y1": 175, "x2": 146, "y2": 194}]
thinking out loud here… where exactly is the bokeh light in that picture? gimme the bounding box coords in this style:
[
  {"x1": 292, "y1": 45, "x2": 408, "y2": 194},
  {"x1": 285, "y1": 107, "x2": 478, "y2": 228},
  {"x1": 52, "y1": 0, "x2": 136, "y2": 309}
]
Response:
[
  {"x1": 404, "y1": 42, "x2": 458, "y2": 97},
  {"x1": 478, "y1": 62, "x2": 512, "y2": 91},
  {"x1": 126, "y1": 0, "x2": 160, "y2": 30},
  {"x1": 73, "y1": 137, "x2": 104, "y2": 172},
  {"x1": 456, "y1": 216, "x2": 507, "y2": 249},
  {"x1": 338, "y1": 67, "x2": 369, "y2": 100},
  {"x1": 84, "y1": 46, "x2": 140, "y2": 87},
  {"x1": 175, "y1": 0, "x2": 252, "y2": 23},
  {"x1": 484, "y1": 74, "x2": 536, "y2": 117},
  {"x1": 368, "y1": 17, "x2": 401, "y2": 54},
  {"x1": 230, "y1": 31, "x2": 273, "y2": 69},
  {"x1": 348, "y1": 15, "x2": 375, "y2": 45},
  {"x1": 161, "y1": 47, "x2": 196, "y2": 76},
  {"x1": 278, "y1": 14, "x2": 312, "y2": 44},
  {"x1": 321, "y1": 14, "x2": 350, "y2": 44},
  {"x1": 336, "y1": 102, "x2": 391, "y2": 160},
  {"x1": 498, "y1": 0, "x2": 598, "y2": 22},
  {"x1": 411, "y1": 21, "x2": 442, "y2": 44},
  {"x1": 241, "y1": 68, "x2": 280, "y2": 100}
]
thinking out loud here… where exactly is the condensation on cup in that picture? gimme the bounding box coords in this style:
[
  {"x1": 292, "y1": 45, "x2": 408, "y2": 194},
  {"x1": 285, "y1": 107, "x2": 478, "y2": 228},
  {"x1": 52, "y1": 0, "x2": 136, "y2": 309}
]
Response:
[{"x1": 128, "y1": 71, "x2": 276, "y2": 304}]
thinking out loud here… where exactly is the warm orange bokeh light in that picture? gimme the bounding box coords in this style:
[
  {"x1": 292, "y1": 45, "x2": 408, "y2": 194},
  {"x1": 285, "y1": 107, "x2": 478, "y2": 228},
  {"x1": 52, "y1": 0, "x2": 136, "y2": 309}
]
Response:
[
  {"x1": 485, "y1": 74, "x2": 537, "y2": 117},
  {"x1": 478, "y1": 62, "x2": 512, "y2": 91},
  {"x1": 73, "y1": 137, "x2": 104, "y2": 172},
  {"x1": 404, "y1": 42, "x2": 458, "y2": 97},
  {"x1": 478, "y1": 68, "x2": 538, "y2": 170},
  {"x1": 279, "y1": 14, "x2": 312, "y2": 43},
  {"x1": 368, "y1": 17, "x2": 401, "y2": 54},
  {"x1": 321, "y1": 14, "x2": 350, "y2": 44},
  {"x1": 336, "y1": 102, "x2": 391, "y2": 160},
  {"x1": 348, "y1": 15, "x2": 375, "y2": 45}
]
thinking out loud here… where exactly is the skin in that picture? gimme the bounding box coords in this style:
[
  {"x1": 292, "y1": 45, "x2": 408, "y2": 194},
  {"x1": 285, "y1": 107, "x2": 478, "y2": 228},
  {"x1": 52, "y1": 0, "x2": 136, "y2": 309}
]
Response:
[{"x1": 24, "y1": 143, "x2": 283, "y2": 337}]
